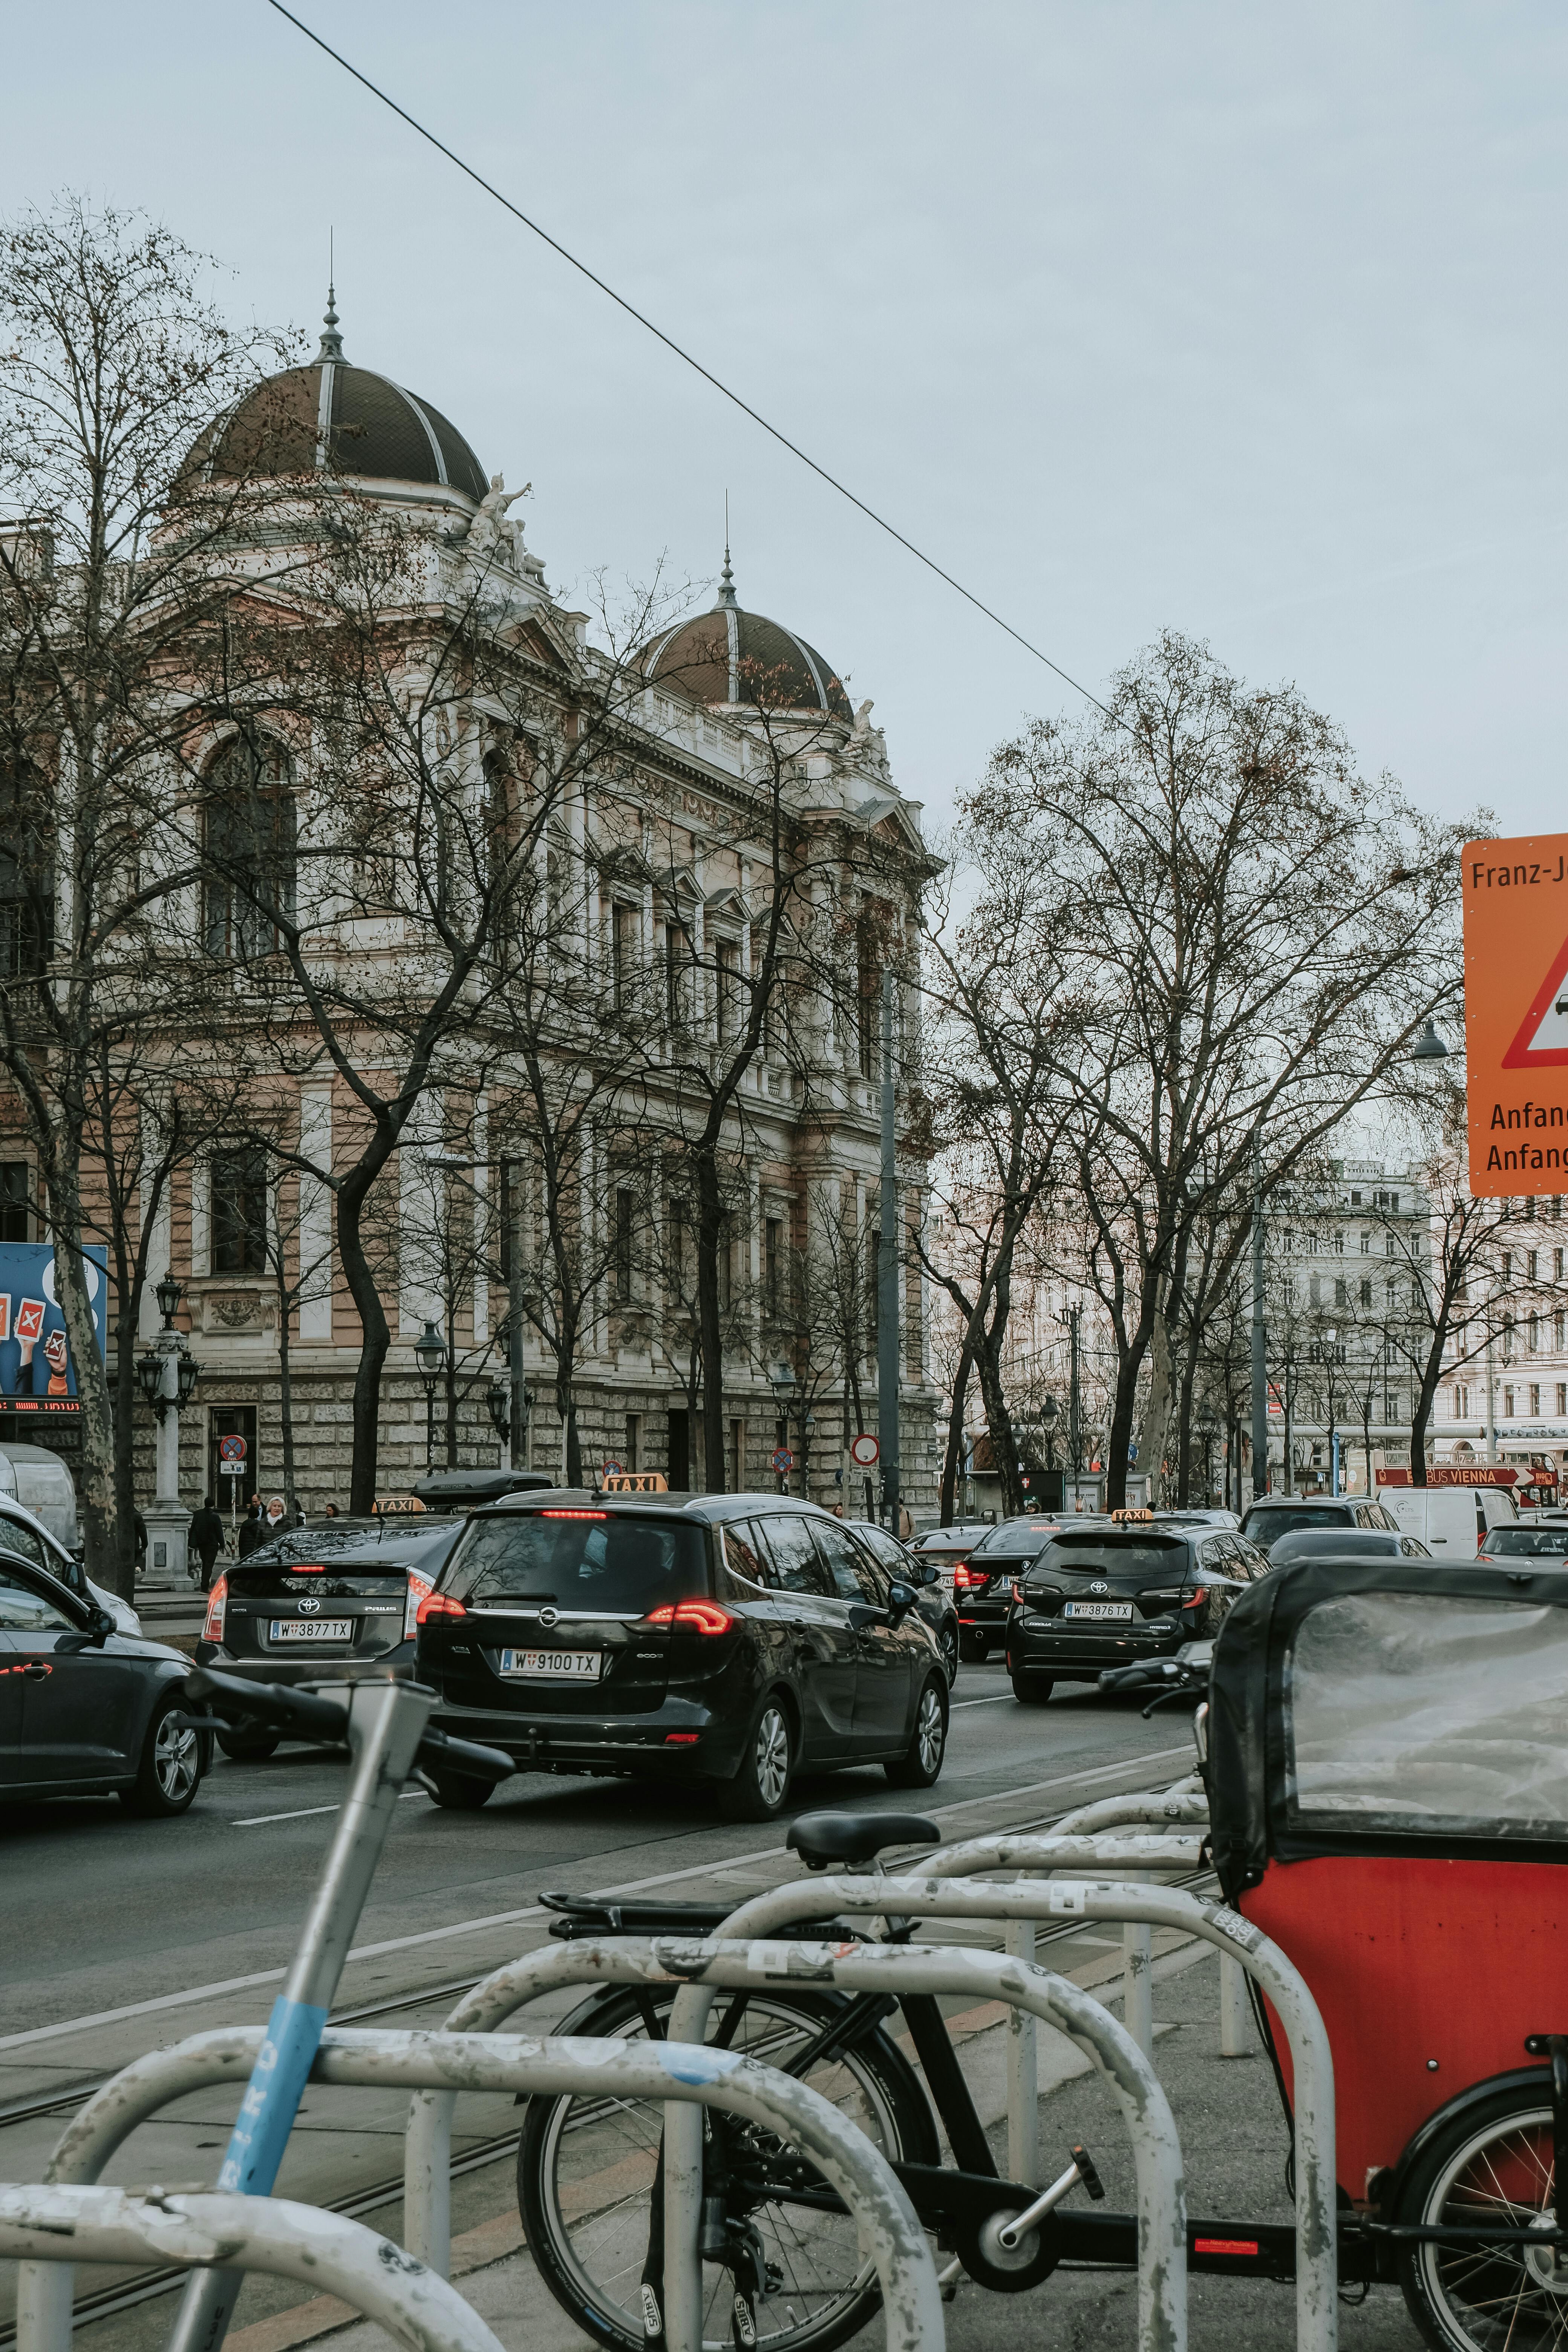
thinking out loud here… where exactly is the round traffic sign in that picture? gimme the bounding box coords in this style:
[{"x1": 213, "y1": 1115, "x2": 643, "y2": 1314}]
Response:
[
  {"x1": 849, "y1": 1433, "x2": 879, "y2": 1468},
  {"x1": 602, "y1": 1458, "x2": 623, "y2": 1477},
  {"x1": 771, "y1": 1446, "x2": 795, "y2": 1474},
  {"x1": 219, "y1": 1435, "x2": 247, "y2": 1462}
]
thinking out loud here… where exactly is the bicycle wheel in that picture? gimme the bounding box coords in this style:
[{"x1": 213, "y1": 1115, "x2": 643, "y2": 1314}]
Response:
[
  {"x1": 518, "y1": 1981, "x2": 935, "y2": 2352},
  {"x1": 1400, "y1": 2082, "x2": 1568, "y2": 2351}
]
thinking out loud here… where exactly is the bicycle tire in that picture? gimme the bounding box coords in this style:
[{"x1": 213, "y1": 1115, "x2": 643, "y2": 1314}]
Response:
[
  {"x1": 1398, "y1": 2078, "x2": 1568, "y2": 2352},
  {"x1": 517, "y1": 1980, "x2": 936, "y2": 2352}
]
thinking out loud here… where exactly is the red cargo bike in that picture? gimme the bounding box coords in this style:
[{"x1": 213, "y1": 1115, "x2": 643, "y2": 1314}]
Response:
[{"x1": 1206, "y1": 1554, "x2": 1568, "y2": 2350}]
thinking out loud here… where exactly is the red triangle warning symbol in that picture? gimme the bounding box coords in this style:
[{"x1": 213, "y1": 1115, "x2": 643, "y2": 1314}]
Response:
[{"x1": 1502, "y1": 927, "x2": 1568, "y2": 1067}]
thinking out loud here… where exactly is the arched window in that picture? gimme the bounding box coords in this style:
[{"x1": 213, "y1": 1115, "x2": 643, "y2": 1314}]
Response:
[{"x1": 203, "y1": 734, "x2": 296, "y2": 959}]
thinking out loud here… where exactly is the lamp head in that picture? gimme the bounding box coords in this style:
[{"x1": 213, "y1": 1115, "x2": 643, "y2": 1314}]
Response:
[
  {"x1": 155, "y1": 1273, "x2": 184, "y2": 1328},
  {"x1": 414, "y1": 1321, "x2": 446, "y2": 1380},
  {"x1": 484, "y1": 1375, "x2": 510, "y2": 1439},
  {"x1": 1410, "y1": 1019, "x2": 1449, "y2": 1064}
]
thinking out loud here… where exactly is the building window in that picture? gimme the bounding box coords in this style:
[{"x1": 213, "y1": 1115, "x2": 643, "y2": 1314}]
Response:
[
  {"x1": 856, "y1": 917, "x2": 879, "y2": 1081},
  {"x1": 1332, "y1": 1231, "x2": 1345, "y2": 1254},
  {"x1": 1528, "y1": 1311, "x2": 1540, "y2": 1353},
  {"x1": 0, "y1": 1163, "x2": 28, "y2": 1243},
  {"x1": 1454, "y1": 1384, "x2": 1470, "y2": 1419},
  {"x1": 1359, "y1": 1278, "x2": 1372, "y2": 1307},
  {"x1": 0, "y1": 763, "x2": 53, "y2": 978},
  {"x1": 1557, "y1": 1310, "x2": 1567, "y2": 1351},
  {"x1": 1384, "y1": 1392, "x2": 1401, "y2": 1423},
  {"x1": 1309, "y1": 1274, "x2": 1321, "y2": 1308},
  {"x1": 1502, "y1": 1253, "x2": 1513, "y2": 1280},
  {"x1": 716, "y1": 937, "x2": 741, "y2": 1044},
  {"x1": 1558, "y1": 1384, "x2": 1567, "y2": 1416},
  {"x1": 1504, "y1": 1317, "x2": 1516, "y2": 1362},
  {"x1": 612, "y1": 1189, "x2": 635, "y2": 1302},
  {"x1": 665, "y1": 923, "x2": 691, "y2": 1032},
  {"x1": 624, "y1": 1412, "x2": 641, "y2": 1473},
  {"x1": 203, "y1": 735, "x2": 296, "y2": 959},
  {"x1": 1530, "y1": 1383, "x2": 1542, "y2": 1416},
  {"x1": 729, "y1": 1415, "x2": 745, "y2": 1492},
  {"x1": 1385, "y1": 1234, "x2": 1396, "y2": 1256},
  {"x1": 1360, "y1": 1231, "x2": 1371, "y2": 1254},
  {"x1": 210, "y1": 1149, "x2": 268, "y2": 1275},
  {"x1": 1529, "y1": 1251, "x2": 1539, "y2": 1282},
  {"x1": 765, "y1": 1217, "x2": 782, "y2": 1317},
  {"x1": 611, "y1": 902, "x2": 638, "y2": 1009},
  {"x1": 1503, "y1": 1385, "x2": 1515, "y2": 1416},
  {"x1": 1334, "y1": 1277, "x2": 1348, "y2": 1308}
]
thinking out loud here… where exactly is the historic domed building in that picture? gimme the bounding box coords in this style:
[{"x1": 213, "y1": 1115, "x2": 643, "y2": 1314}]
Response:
[{"x1": 71, "y1": 294, "x2": 940, "y2": 1542}]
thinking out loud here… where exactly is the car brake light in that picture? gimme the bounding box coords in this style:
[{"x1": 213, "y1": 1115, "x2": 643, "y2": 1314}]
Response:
[
  {"x1": 288, "y1": 1563, "x2": 326, "y2": 1573},
  {"x1": 1182, "y1": 1587, "x2": 1208, "y2": 1608},
  {"x1": 664, "y1": 1732, "x2": 700, "y2": 1744},
  {"x1": 643, "y1": 1599, "x2": 736, "y2": 1635},
  {"x1": 542, "y1": 1509, "x2": 608, "y2": 1519},
  {"x1": 404, "y1": 1570, "x2": 435, "y2": 1640},
  {"x1": 202, "y1": 1573, "x2": 227, "y2": 1644},
  {"x1": 1010, "y1": 1580, "x2": 1023, "y2": 1605},
  {"x1": 954, "y1": 1565, "x2": 984, "y2": 1589},
  {"x1": 416, "y1": 1590, "x2": 467, "y2": 1625}
]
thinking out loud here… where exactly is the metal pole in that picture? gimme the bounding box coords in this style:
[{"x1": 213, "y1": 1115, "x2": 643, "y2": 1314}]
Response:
[
  {"x1": 1004, "y1": 1919, "x2": 1040, "y2": 2187},
  {"x1": 877, "y1": 967, "x2": 900, "y2": 1531},
  {"x1": 1069, "y1": 1304, "x2": 1081, "y2": 1504},
  {"x1": 1219, "y1": 1954, "x2": 1250, "y2": 2056},
  {"x1": 1251, "y1": 1136, "x2": 1268, "y2": 1502}
]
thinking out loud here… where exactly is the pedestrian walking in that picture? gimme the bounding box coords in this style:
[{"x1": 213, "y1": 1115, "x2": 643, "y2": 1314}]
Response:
[
  {"x1": 263, "y1": 1494, "x2": 287, "y2": 1539},
  {"x1": 133, "y1": 1507, "x2": 147, "y2": 1577},
  {"x1": 237, "y1": 1497, "x2": 264, "y2": 1559},
  {"x1": 189, "y1": 1494, "x2": 224, "y2": 1590}
]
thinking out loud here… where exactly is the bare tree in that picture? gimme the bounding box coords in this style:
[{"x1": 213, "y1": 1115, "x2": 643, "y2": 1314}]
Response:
[
  {"x1": 969, "y1": 631, "x2": 1470, "y2": 1507},
  {"x1": 0, "y1": 196, "x2": 297, "y2": 1591}
]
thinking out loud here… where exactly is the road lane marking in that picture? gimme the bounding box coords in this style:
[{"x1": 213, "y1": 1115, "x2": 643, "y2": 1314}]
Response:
[
  {"x1": 951, "y1": 1694, "x2": 1014, "y2": 1708},
  {"x1": 233, "y1": 1792, "x2": 431, "y2": 1828},
  {"x1": 0, "y1": 1743, "x2": 1189, "y2": 2051}
]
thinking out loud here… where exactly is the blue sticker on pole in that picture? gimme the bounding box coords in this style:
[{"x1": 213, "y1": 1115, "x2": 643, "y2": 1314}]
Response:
[{"x1": 215, "y1": 1993, "x2": 330, "y2": 2195}]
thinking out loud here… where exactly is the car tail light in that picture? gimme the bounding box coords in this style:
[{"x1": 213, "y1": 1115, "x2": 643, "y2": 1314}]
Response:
[
  {"x1": 404, "y1": 1570, "x2": 435, "y2": 1640},
  {"x1": 1010, "y1": 1580, "x2": 1024, "y2": 1605},
  {"x1": 1182, "y1": 1587, "x2": 1208, "y2": 1609},
  {"x1": 954, "y1": 1565, "x2": 986, "y2": 1589},
  {"x1": 643, "y1": 1599, "x2": 736, "y2": 1635},
  {"x1": 664, "y1": 1732, "x2": 700, "y2": 1745},
  {"x1": 542, "y1": 1509, "x2": 608, "y2": 1519},
  {"x1": 416, "y1": 1590, "x2": 467, "y2": 1626},
  {"x1": 202, "y1": 1574, "x2": 227, "y2": 1644}
]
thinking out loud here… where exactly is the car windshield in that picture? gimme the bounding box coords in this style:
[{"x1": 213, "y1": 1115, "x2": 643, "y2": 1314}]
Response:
[
  {"x1": 1247, "y1": 1507, "x2": 1352, "y2": 1543},
  {"x1": 1482, "y1": 1528, "x2": 1568, "y2": 1557},
  {"x1": 233, "y1": 1524, "x2": 461, "y2": 1588},
  {"x1": 969, "y1": 1522, "x2": 1058, "y2": 1562},
  {"x1": 445, "y1": 1512, "x2": 707, "y2": 1612},
  {"x1": 1032, "y1": 1536, "x2": 1186, "y2": 1577}
]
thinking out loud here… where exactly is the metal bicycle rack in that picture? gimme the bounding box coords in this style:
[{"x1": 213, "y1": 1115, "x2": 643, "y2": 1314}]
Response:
[
  {"x1": 14, "y1": 2022, "x2": 942, "y2": 2352},
  {"x1": 398, "y1": 1929, "x2": 1186, "y2": 2352},
  {"x1": 0, "y1": 2182, "x2": 506, "y2": 2352},
  {"x1": 675, "y1": 1864, "x2": 1338, "y2": 2352}
]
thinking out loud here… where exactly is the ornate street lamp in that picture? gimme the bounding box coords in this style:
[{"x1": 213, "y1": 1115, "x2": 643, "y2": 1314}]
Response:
[
  {"x1": 176, "y1": 1348, "x2": 201, "y2": 1409},
  {"x1": 484, "y1": 1375, "x2": 510, "y2": 1443},
  {"x1": 415, "y1": 1322, "x2": 446, "y2": 1473},
  {"x1": 136, "y1": 1346, "x2": 165, "y2": 1415},
  {"x1": 155, "y1": 1273, "x2": 184, "y2": 1329}
]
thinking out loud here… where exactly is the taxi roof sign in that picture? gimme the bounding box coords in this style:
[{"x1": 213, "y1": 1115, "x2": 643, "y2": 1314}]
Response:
[
  {"x1": 600, "y1": 1471, "x2": 668, "y2": 1493},
  {"x1": 1462, "y1": 833, "x2": 1568, "y2": 1196}
]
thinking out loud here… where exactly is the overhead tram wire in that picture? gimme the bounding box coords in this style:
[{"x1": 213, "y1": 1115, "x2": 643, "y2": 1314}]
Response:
[{"x1": 263, "y1": 0, "x2": 1116, "y2": 726}]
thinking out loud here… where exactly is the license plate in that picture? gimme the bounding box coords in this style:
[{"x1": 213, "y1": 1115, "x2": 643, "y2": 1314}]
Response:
[
  {"x1": 270, "y1": 1618, "x2": 354, "y2": 1641},
  {"x1": 499, "y1": 1648, "x2": 603, "y2": 1680},
  {"x1": 1061, "y1": 1601, "x2": 1134, "y2": 1622}
]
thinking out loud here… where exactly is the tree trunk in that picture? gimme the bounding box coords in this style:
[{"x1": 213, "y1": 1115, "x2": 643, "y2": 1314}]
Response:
[
  {"x1": 278, "y1": 1308, "x2": 297, "y2": 1521},
  {"x1": 335, "y1": 1173, "x2": 391, "y2": 1516},
  {"x1": 1141, "y1": 1305, "x2": 1174, "y2": 1507},
  {"x1": 939, "y1": 1343, "x2": 974, "y2": 1526},
  {"x1": 54, "y1": 1208, "x2": 119, "y2": 1592},
  {"x1": 695, "y1": 1151, "x2": 725, "y2": 1493},
  {"x1": 972, "y1": 1326, "x2": 1024, "y2": 1517},
  {"x1": 111, "y1": 1298, "x2": 142, "y2": 1603}
]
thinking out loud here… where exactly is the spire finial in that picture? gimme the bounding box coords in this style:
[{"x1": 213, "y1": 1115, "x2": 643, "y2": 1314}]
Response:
[
  {"x1": 318, "y1": 233, "x2": 345, "y2": 363},
  {"x1": 716, "y1": 491, "x2": 738, "y2": 608}
]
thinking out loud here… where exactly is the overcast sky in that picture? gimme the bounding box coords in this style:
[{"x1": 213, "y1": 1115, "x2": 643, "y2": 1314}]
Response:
[{"x1": 5, "y1": 3, "x2": 1563, "y2": 841}]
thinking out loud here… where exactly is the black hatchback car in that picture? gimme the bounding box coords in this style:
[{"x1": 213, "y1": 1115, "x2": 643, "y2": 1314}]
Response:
[
  {"x1": 1003, "y1": 1515, "x2": 1269, "y2": 1701},
  {"x1": 194, "y1": 1517, "x2": 465, "y2": 1757},
  {"x1": 413, "y1": 1491, "x2": 950, "y2": 1820},
  {"x1": 954, "y1": 1516, "x2": 1064, "y2": 1660},
  {"x1": 0, "y1": 1552, "x2": 204, "y2": 1813}
]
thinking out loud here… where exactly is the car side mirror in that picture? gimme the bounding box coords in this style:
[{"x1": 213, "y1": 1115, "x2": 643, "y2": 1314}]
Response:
[
  {"x1": 56, "y1": 1606, "x2": 114, "y2": 1654},
  {"x1": 886, "y1": 1579, "x2": 916, "y2": 1623}
]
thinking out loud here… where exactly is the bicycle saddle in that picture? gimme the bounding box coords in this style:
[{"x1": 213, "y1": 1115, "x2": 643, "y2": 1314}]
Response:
[{"x1": 786, "y1": 1810, "x2": 942, "y2": 1871}]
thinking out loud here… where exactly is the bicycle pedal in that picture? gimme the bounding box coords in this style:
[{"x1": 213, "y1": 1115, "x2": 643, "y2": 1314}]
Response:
[{"x1": 1072, "y1": 2141, "x2": 1106, "y2": 2200}]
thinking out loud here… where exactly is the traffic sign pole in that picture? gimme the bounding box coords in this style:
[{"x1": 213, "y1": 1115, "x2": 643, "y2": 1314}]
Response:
[{"x1": 877, "y1": 970, "x2": 900, "y2": 1531}]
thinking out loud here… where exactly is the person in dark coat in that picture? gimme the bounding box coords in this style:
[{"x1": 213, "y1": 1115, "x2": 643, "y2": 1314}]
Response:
[
  {"x1": 189, "y1": 1496, "x2": 224, "y2": 1590},
  {"x1": 237, "y1": 1499, "x2": 265, "y2": 1559}
]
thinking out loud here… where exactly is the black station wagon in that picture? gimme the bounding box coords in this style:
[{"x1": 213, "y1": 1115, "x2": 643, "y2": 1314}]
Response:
[
  {"x1": 413, "y1": 1490, "x2": 950, "y2": 1819},
  {"x1": 1004, "y1": 1514, "x2": 1268, "y2": 1702}
]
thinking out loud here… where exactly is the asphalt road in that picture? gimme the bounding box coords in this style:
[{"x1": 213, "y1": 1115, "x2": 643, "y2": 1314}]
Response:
[{"x1": 0, "y1": 1660, "x2": 1196, "y2": 2349}]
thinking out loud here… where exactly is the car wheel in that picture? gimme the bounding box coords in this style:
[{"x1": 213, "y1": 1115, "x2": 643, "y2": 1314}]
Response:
[
  {"x1": 717, "y1": 1695, "x2": 795, "y2": 1821},
  {"x1": 958, "y1": 1631, "x2": 988, "y2": 1664},
  {"x1": 215, "y1": 1728, "x2": 281, "y2": 1763},
  {"x1": 886, "y1": 1678, "x2": 948, "y2": 1789},
  {"x1": 1010, "y1": 1672, "x2": 1054, "y2": 1706},
  {"x1": 121, "y1": 1692, "x2": 204, "y2": 1818},
  {"x1": 427, "y1": 1766, "x2": 496, "y2": 1810},
  {"x1": 940, "y1": 1623, "x2": 960, "y2": 1686}
]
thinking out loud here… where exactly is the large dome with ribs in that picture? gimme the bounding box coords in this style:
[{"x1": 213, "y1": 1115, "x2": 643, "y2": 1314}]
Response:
[
  {"x1": 192, "y1": 293, "x2": 487, "y2": 503},
  {"x1": 641, "y1": 557, "x2": 852, "y2": 723}
]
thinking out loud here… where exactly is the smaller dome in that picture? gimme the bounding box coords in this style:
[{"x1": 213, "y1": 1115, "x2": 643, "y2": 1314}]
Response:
[
  {"x1": 194, "y1": 291, "x2": 487, "y2": 504},
  {"x1": 641, "y1": 559, "x2": 852, "y2": 723}
]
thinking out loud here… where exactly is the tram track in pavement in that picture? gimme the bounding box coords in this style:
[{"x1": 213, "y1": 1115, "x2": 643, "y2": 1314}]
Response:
[{"x1": 0, "y1": 1890, "x2": 1216, "y2": 2343}]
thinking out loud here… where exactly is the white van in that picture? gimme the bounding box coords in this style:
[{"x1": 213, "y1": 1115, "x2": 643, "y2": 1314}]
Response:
[{"x1": 1381, "y1": 1484, "x2": 1517, "y2": 1560}]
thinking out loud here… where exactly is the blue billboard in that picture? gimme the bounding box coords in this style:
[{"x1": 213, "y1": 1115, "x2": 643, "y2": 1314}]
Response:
[{"x1": 0, "y1": 1245, "x2": 108, "y2": 1415}]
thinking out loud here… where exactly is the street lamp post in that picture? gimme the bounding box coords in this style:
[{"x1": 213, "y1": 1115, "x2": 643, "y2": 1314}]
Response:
[
  {"x1": 1197, "y1": 1408, "x2": 1216, "y2": 1507},
  {"x1": 770, "y1": 1361, "x2": 795, "y2": 1494},
  {"x1": 139, "y1": 1278, "x2": 198, "y2": 1585},
  {"x1": 415, "y1": 1321, "x2": 446, "y2": 1477}
]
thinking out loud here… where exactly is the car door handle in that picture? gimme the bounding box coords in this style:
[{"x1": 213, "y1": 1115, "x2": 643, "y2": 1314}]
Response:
[{"x1": 23, "y1": 1662, "x2": 51, "y2": 1681}]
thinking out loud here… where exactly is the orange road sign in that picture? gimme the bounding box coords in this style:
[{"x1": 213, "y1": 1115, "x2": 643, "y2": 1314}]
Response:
[{"x1": 1463, "y1": 833, "x2": 1568, "y2": 1196}]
